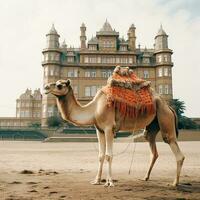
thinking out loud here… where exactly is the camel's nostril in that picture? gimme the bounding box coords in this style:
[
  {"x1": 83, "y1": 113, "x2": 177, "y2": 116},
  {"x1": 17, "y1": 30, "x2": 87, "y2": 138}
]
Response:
[{"x1": 57, "y1": 84, "x2": 63, "y2": 90}]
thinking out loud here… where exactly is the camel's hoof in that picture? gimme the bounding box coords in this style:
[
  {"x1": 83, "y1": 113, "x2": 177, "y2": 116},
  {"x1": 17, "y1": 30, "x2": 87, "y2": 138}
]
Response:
[
  {"x1": 104, "y1": 181, "x2": 115, "y2": 187},
  {"x1": 90, "y1": 179, "x2": 101, "y2": 185},
  {"x1": 172, "y1": 181, "x2": 178, "y2": 187},
  {"x1": 143, "y1": 177, "x2": 149, "y2": 181}
]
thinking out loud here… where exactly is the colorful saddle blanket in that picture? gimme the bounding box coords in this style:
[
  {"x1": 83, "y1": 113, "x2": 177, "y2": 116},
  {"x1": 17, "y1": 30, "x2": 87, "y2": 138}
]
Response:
[{"x1": 101, "y1": 66, "x2": 155, "y2": 118}]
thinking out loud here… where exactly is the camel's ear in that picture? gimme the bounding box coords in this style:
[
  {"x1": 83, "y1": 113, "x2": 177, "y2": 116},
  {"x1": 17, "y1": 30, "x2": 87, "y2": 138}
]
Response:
[{"x1": 65, "y1": 79, "x2": 71, "y2": 87}]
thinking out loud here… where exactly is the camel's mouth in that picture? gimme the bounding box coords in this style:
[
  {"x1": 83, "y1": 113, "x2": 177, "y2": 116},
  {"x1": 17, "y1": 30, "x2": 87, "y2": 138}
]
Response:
[{"x1": 44, "y1": 83, "x2": 55, "y2": 95}]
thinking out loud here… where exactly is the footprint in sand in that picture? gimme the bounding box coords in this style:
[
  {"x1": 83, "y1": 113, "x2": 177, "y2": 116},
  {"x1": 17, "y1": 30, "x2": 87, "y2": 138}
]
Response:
[
  {"x1": 28, "y1": 189, "x2": 38, "y2": 193},
  {"x1": 9, "y1": 181, "x2": 22, "y2": 184},
  {"x1": 20, "y1": 170, "x2": 34, "y2": 174},
  {"x1": 49, "y1": 191, "x2": 58, "y2": 195},
  {"x1": 26, "y1": 181, "x2": 38, "y2": 185}
]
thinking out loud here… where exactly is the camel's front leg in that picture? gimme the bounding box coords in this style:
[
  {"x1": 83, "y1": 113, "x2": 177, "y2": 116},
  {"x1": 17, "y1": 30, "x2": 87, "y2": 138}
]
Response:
[
  {"x1": 91, "y1": 130, "x2": 106, "y2": 185},
  {"x1": 104, "y1": 129, "x2": 114, "y2": 187}
]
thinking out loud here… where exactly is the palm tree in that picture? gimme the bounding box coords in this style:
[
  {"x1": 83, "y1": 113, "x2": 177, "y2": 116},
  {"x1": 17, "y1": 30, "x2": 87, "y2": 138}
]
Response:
[{"x1": 169, "y1": 99, "x2": 186, "y2": 118}]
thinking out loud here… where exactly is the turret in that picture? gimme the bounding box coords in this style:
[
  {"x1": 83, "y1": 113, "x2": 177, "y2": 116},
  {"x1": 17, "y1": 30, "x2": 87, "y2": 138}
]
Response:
[
  {"x1": 80, "y1": 23, "x2": 87, "y2": 49},
  {"x1": 42, "y1": 24, "x2": 61, "y2": 126},
  {"x1": 46, "y1": 24, "x2": 60, "y2": 49},
  {"x1": 154, "y1": 25, "x2": 173, "y2": 101},
  {"x1": 128, "y1": 24, "x2": 136, "y2": 51},
  {"x1": 155, "y1": 25, "x2": 168, "y2": 50}
]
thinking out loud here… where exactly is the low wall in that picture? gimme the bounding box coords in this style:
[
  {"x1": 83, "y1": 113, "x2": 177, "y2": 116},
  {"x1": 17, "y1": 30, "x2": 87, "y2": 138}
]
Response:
[{"x1": 134, "y1": 129, "x2": 200, "y2": 142}]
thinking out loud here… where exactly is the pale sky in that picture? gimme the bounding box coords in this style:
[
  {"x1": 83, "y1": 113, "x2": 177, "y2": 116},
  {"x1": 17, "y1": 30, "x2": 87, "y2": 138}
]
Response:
[{"x1": 0, "y1": 0, "x2": 199, "y2": 117}]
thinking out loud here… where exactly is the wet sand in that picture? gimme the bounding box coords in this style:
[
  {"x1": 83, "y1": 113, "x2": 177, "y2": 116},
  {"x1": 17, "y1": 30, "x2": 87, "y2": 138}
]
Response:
[{"x1": 0, "y1": 141, "x2": 200, "y2": 199}]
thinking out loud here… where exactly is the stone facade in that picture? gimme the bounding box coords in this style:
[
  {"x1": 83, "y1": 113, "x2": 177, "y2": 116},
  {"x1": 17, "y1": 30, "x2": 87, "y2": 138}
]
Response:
[
  {"x1": 0, "y1": 89, "x2": 42, "y2": 127},
  {"x1": 42, "y1": 21, "x2": 173, "y2": 126}
]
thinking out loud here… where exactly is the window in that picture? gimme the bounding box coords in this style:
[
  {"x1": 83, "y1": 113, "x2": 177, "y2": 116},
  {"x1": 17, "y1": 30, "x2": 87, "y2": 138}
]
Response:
[
  {"x1": 89, "y1": 45, "x2": 97, "y2": 51},
  {"x1": 84, "y1": 56, "x2": 88, "y2": 63},
  {"x1": 158, "y1": 68, "x2": 163, "y2": 77},
  {"x1": 91, "y1": 86, "x2": 97, "y2": 96},
  {"x1": 50, "y1": 69, "x2": 54, "y2": 76},
  {"x1": 85, "y1": 71, "x2": 90, "y2": 77},
  {"x1": 67, "y1": 57, "x2": 74, "y2": 63},
  {"x1": 164, "y1": 55, "x2": 168, "y2": 62},
  {"x1": 120, "y1": 46, "x2": 127, "y2": 51},
  {"x1": 164, "y1": 85, "x2": 169, "y2": 94},
  {"x1": 129, "y1": 57, "x2": 133, "y2": 64},
  {"x1": 158, "y1": 85, "x2": 163, "y2": 94},
  {"x1": 116, "y1": 57, "x2": 120, "y2": 63},
  {"x1": 88, "y1": 57, "x2": 96, "y2": 63},
  {"x1": 101, "y1": 70, "x2": 113, "y2": 78},
  {"x1": 143, "y1": 58, "x2": 150, "y2": 64},
  {"x1": 85, "y1": 86, "x2": 98, "y2": 97},
  {"x1": 97, "y1": 56, "x2": 101, "y2": 63},
  {"x1": 72, "y1": 85, "x2": 78, "y2": 94},
  {"x1": 143, "y1": 70, "x2": 149, "y2": 78},
  {"x1": 164, "y1": 68, "x2": 168, "y2": 76},
  {"x1": 85, "y1": 70, "x2": 96, "y2": 77},
  {"x1": 47, "y1": 106, "x2": 54, "y2": 117},
  {"x1": 67, "y1": 69, "x2": 78, "y2": 77},
  {"x1": 158, "y1": 55, "x2": 162, "y2": 63},
  {"x1": 85, "y1": 86, "x2": 90, "y2": 97}
]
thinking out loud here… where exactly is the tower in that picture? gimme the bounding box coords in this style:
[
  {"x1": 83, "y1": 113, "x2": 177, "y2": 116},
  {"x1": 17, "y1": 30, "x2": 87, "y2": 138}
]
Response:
[
  {"x1": 154, "y1": 25, "x2": 173, "y2": 101},
  {"x1": 80, "y1": 23, "x2": 87, "y2": 49},
  {"x1": 128, "y1": 24, "x2": 136, "y2": 51},
  {"x1": 42, "y1": 24, "x2": 61, "y2": 126}
]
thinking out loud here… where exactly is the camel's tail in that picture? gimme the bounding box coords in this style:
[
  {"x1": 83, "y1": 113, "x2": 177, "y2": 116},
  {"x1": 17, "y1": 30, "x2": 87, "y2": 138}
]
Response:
[{"x1": 169, "y1": 106, "x2": 179, "y2": 138}]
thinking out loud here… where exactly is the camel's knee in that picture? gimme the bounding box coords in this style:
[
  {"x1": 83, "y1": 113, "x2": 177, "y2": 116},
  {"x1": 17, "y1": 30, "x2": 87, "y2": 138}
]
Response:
[
  {"x1": 105, "y1": 155, "x2": 113, "y2": 162},
  {"x1": 98, "y1": 154, "x2": 105, "y2": 162},
  {"x1": 154, "y1": 152, "x2": 159, "y2": 160}
]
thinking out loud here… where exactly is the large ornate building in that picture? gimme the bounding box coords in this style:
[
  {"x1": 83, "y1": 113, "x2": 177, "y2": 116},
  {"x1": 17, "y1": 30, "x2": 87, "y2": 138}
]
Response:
[
  {"x1": 0, "y1": 88, "x2": 42, "y2": 127},
  {"x1": 42, "y1": 20, "x2": 173, "y2": 126}
]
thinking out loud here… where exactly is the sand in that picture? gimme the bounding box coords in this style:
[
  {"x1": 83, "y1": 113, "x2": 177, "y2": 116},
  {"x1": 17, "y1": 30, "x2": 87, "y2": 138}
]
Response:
[{"x1": 0, "y1": 141, "x2": 200, "y2": 200}]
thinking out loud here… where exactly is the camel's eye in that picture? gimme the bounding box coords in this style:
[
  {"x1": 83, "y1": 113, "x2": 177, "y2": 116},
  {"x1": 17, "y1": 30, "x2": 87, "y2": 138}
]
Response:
[{"x1": 57, "y1": 84, "x2": 63, "y2": 90}]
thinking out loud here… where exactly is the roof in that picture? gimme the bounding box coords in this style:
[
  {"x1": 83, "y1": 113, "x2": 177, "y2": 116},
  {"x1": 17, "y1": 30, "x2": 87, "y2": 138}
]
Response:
[
  {"x1": 48, "y1": 24, "x2": 59, "y2": 35},
  {"x1": 96, "y1": 20, "x2": 119, "y2": 36},
  {"x1": 156, "y1": 25, "x2": 167, "y2": 36},
  {"x1": 61, "y1": 40, "x2": 67, "y2": 48},
  {"x1": 119, "y1": 37, "x2": 128, "y2": 45},
  {"x1": 88, "y1": 37, "x2": 98, "y2": 45}
]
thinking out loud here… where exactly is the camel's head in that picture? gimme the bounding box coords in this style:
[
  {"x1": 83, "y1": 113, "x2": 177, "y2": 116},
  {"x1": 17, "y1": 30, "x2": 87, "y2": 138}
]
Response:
[{"x1": 44, "y1": 79, "x2": 71, "y2": 97}]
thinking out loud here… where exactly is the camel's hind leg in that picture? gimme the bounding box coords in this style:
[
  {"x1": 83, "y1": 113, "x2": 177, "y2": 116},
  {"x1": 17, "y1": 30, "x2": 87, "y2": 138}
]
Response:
[
  {"x1": 156, "y1": 98, "x2": 185, "y2": 186},
  {"x1": 144, "y1": 118, "x2": 160, "y2": 181},
  {"x1": 168, "y1": 140, "x2": 185, "y2": 186}
]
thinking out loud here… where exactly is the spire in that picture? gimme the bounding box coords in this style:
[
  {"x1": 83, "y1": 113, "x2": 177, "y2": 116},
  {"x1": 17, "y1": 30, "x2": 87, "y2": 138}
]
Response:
[
  {"x1": 100, "y1": 19, "x2": 113, "y2": 32},
  {"x1": 62, "y1": 40, "x2": 67, "y2": 48},
  {"x1": 157, "y1": 24, "x2": 167, "y2": 36},
  {"x1": 96, "y1": 20, "x2": 119, "y2": 36},
  {"x1": 48, "y1": 24, "x2": 58, "y2": 35}
]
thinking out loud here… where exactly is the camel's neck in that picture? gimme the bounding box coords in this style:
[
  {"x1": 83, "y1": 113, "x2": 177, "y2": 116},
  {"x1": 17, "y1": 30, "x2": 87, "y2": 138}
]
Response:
[{"x1": 56, "y1": 88, "x2": 95, "y2": 126}]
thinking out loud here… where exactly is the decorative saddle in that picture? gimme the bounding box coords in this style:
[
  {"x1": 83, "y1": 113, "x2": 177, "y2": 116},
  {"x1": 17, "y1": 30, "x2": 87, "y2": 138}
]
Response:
[{"x1": 101, "y1": 66, "x2": 155, "y2": 118}]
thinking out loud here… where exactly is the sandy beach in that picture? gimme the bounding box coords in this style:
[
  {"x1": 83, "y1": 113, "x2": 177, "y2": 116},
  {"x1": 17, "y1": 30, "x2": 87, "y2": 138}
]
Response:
[{"x1": 0, "y1": 141, "x2": 200, "y2": 200}]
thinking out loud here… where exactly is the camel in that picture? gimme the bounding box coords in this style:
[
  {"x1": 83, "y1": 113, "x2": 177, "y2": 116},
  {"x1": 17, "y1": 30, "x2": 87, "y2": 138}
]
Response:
[{"x1": 44, "y1": 70, "x2": 185, "y2": 187}]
